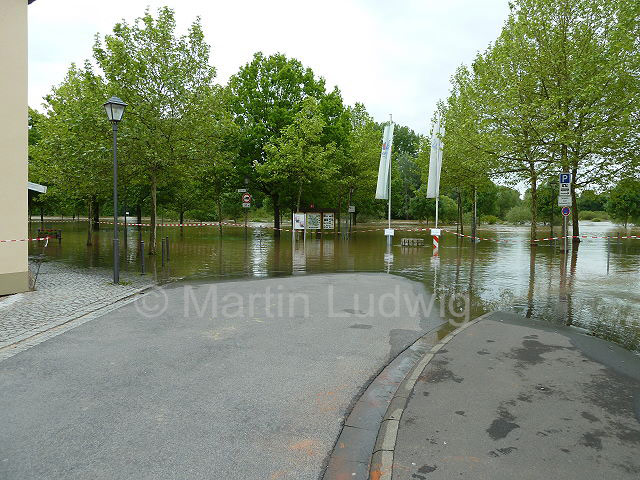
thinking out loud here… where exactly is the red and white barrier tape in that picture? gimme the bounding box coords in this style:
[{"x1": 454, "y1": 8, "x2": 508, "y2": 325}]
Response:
[
  {"x1": 0, "y1": 236, "x2": 52, "y2": 243},
  {"x1": 13, "y1": 221, "x2": 639, "y2": 244}
]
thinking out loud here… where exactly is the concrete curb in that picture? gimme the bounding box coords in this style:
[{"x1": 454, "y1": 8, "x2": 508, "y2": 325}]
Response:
[
  {"x1": 369, "y1": 313, "x2": 492, "y2": 480},
  {"x1": 0, "y1": 284, "x2": 155, "y2": 362}
]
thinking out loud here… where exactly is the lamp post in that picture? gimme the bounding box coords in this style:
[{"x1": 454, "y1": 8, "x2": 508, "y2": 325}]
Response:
[{"x1": 103, "y1": 96, "x2": 127, "y2": 283}]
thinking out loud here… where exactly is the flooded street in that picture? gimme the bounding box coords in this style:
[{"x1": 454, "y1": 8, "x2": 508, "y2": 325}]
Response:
[{"x1": 29, "y1": 220, "x2": 640, "y2": 352}]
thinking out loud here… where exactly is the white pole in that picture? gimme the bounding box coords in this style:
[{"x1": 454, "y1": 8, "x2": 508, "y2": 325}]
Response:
[
  {"x1": 434, "y1": 111, "x2": 442, "y2": 229},
  {"x1": 387, "y1": 114, "x2": 393, "y2": 246}
]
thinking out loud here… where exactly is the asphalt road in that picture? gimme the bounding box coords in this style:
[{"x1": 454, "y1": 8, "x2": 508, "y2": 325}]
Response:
[
  {"x1": 393, "y1": 312, "x2": 640, "y2": 479},
  {"x1": 0, "y1": 273, "x2": 443, "y2": 480}
]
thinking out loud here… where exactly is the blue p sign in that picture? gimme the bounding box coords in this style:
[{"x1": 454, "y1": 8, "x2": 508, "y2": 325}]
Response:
[{"x1": 559, "y1": 173, "x2": 572, "y2": 184}]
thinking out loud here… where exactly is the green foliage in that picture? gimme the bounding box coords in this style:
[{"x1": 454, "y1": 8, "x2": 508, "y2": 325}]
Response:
[
  {"x1": 578, "y1": 190, "x2": 608, "y2": 212},
  {"x1": 578, "y1": 210, "x2": 609, "y2": 222},
  {"x1": 606, "y1": 178, "x2": 640, "y2": 227},
  {"x1": 481, "y1": 215, "x2": 500, "y2": 225},
  {"x1": 437, "y1": 0, "x2": 640, "y2": 239},
  {"x1": 506, "y1": 205, "x2": 531, "y2": 225},
  {"x1": 29, "y1": 1, "x2": 639, "y2": 235}
]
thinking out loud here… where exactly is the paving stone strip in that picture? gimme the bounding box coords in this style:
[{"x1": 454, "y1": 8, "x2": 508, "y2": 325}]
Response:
[{"x1": 0, "y1": 261, "x2": 152, "y2": 361}]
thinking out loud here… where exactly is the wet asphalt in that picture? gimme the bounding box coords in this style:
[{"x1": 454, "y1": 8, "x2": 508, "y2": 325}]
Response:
[
  {"x1": 0, "y1": 273, "x2": 443, "y2": 480},
  {"x1": 393, "y1": 312, "x2": 640, "y2": 479}
]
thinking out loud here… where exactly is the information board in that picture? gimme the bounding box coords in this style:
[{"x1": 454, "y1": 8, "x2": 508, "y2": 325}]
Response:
[
  {"x1": 306, "y1": 213, "x2": 321, "y2": 230},
  {"x1": 322, "y1": 213, "x2": 334, "y2": 230}
]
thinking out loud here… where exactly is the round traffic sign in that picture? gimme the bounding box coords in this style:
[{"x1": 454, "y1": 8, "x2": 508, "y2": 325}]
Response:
[
  {"x1": 242, "y1": 193, "x2": 252, "y2": 203},
  {"x1": 561, "y1": 207, "x2": 571, "y2": 217}
]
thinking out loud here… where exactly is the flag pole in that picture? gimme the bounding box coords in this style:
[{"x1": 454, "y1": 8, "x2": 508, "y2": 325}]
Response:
[
  {"x1": 434, "y1": 111, "x2": 441, "y2": 229},
  {"x1": 388, "y1": 114, "x2": 393, "y2": 239}
]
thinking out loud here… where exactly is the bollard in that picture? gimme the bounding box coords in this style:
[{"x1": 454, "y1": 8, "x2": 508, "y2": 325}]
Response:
[
  {"x1": 161, "y1": 238, "x2": 166, "y2": 267},
  {"x1": 165, "y1": 236, "x2": 169, "y2": 262},
  {"x1": 140, "y1": 240, "x2": 145, "y2": 275},
  {"x1": 607, "y1": 235, "x2": 610, "y2": 275},
  {"x1": 58, "y1": 229, "x2": 62, "y2": 245}
]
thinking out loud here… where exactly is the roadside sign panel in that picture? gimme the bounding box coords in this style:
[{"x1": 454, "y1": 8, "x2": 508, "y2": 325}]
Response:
[
  {"x1": 431, "y1": 228, "x2": 441, "y2": 236},
  {"x1": 237, "y1": 188, "x2": 247, "y2": 193},
  {"x1": 293, "y1": 213, "x2": 306, "y2": 230},
  {"x1": 242, "y1": 193, "x2": 252, "y2": 203},
  {"x1": 348, "y1": 205, "x2": 356, "y2": 213},
  {"x1": 322, "y1": 213, "x2": 334, "y2": 230},
  {"x1": 384, "y1": 228, "x2": 394, "y2": 236},
  {"x1": 559, "y1": 173, "x2": 572, "y2": 184},
  {"x1": 561, "y1": 207, "x2": 571, "y2": 216},
  {"x1": 306, "y1": 213, "x2": 321, "y2": 229},
  {"x1": 558, "y1": 175, "x2": 571, "y2": 206},
  {"x1": 242, "y1": 202, "x2": 251, "y2": 208}
]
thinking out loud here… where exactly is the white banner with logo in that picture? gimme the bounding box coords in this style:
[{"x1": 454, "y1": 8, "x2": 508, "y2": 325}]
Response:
[
  {"x1": 375, "y1": 123, "x2": 395, "y2": 199},
  {"x1": 426, "y1": 115, "x2": 444, "y2": 198}
]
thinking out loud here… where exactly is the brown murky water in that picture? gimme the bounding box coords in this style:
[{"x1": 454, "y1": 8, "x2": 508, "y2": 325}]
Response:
[{"x1": 28, "y1": 220, "x2": 640, "y2": 351}]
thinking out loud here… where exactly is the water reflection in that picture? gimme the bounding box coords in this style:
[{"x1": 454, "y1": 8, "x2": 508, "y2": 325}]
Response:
[{"x1": 28, "y1": 221, "x2": 640, "y2": 351}]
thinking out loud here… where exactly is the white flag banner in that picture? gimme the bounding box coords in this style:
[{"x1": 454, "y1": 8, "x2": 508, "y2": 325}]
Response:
[
  {"x1": 426, "y1": 117, "x2": 444, "y2": 198},
  {"x1": 375, "y1": 123, "x2": 395, "y2": 199}
]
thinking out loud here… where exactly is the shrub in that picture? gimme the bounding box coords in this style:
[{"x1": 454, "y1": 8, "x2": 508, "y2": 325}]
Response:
[
  {"x1": 481, "y1": 215, "x2": 499, "y2": 225},
  {"x1": 579, "y1": 210, "x2": 609, "y2": 221},
  {"x1": 506, "y1": 205, "x2": 531, "y2": 224}
]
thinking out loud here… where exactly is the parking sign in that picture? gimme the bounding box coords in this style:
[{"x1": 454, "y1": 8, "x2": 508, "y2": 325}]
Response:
[{"x1": 559, "y1": 173, "x2": 572, "y2": 184}]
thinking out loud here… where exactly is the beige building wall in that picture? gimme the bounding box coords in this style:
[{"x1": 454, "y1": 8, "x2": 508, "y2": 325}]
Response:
[{"x1": 0, "y1": 0, "x2": 30, "y2": 295}]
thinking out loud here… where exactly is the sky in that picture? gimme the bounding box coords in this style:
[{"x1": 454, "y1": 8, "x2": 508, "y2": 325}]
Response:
[{"x1": 28, "y1": 0, "x2": 511, "y2": 135}]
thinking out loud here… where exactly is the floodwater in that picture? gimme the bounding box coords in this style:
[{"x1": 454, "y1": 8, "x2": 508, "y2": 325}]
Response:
[{"x1": 28, "y1": 220, "x2": 640, "y2": 352}]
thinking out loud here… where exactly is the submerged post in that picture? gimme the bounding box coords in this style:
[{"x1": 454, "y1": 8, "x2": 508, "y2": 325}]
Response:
[{"x1": 141, "y1": 240, "x2": 146, "y2": 274}]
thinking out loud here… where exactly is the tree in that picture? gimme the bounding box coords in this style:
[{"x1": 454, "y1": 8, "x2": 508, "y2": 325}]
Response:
[
  {"x1": 508, "y1": 0, "x2": 640, "y2": 238},
  {"x1": 338, "y1": 103, "x2": 380, "y2": 223},
  {"x1": 31, "y1": 62, "x2": 111, "y2": 245},
  {"x1": 228, "y1": 52, "x2": 344, "y2": 233},
  {"x1": 606, "y1": 178, "x2": 640, "y2": 227},
  {"x1": 261, "y1": 97, "x2": 336, "y2": 212},
  {"x1": 93, "y1": 6, "x2": 216, "y2": 253},
  {"x1": 495, "y1": 186, "x2": 522, "y2": 219},
  {"x1": 577, "y1": 190, "x2": 607, "y2": 212}
]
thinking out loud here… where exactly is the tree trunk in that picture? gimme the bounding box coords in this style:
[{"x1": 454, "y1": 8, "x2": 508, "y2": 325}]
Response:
[
  {"x1": 92, "y1": 199, "x2": 100, "y2": 231},
  {"x1": 336, "y1": 194, "x2": 342, "y2": 233},
  {"x1": 570, "y1": 166, "x2": 579, "y2": 242},
  {"x1": 471, "y1": 185, "x2": 477, "y2": 241},
  {"x1": 457, "y1": 189, "x2": 463, "y2": 235},
  {"x1": 40, "y1": 206, "x2": 44, "y2": 225},
  {"x1": 347, "y1": 187, "x2": 353, "y2": 233},
  {"x1": 149, "y1": 174, "x2": 157, "y2": 255},
  {"x1": 296, "y1": 184, "x2": 303, "y2": 212},
  {"x1": 529, "y1": 169, "x2": 538, "y2": 245},
  {"x1": 86, "y1": 201, "x2": 93, "y2": 246},
  {"x1": 180, "y1": 210, "x2": 184, "y2": 225},
  {"x1": 272, "y1": 193, "x2": 280, "y2": 237},
  {"x1": 217, "y1": 196, "x2": 223, "y2": 235},
  {"x1": 549, "y1": 184, "x2": 555, "y2": 238}
]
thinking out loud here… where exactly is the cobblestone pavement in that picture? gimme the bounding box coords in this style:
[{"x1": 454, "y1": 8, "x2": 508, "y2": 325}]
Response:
[{"x1": 0, "y1": 260, "x2": 152, "y2": 359}]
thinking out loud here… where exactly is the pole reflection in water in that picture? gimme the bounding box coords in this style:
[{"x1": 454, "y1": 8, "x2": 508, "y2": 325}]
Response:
[{"x1": 527, "y1": 246, "x2": 535, "y2": 318}]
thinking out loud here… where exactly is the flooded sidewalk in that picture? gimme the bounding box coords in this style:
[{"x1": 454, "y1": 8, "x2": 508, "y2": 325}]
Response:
[{"x1": 391, "y1": 312, "x2": 640, "y2": 479}]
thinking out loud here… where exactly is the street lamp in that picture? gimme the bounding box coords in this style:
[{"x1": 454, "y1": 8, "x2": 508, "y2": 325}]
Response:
[{"x1": 103, "y1": 96, "x2": 127, "y2": 283}]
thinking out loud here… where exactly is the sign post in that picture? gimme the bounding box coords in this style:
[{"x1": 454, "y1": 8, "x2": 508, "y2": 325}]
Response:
[
  {"x1": 561, "y1": 206, "x2": 571, "y2": 253},
  {"x1": 241, "y1": 192, "x2": 251, "y2": 235},
  {"x1": 558, "y1": 173, "x2": 572, "y2": 252}
]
